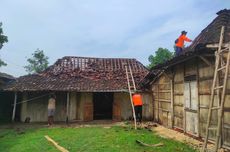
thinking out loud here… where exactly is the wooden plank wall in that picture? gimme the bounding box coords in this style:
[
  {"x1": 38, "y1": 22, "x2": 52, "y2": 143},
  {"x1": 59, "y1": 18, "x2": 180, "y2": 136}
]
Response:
[
  {"x1": 198, "y1": 59, "x2": 216, "y2": 139},
  {"x1": 173, "y1": 64, "x2": 184, "y2": 130},
  {"x1": 21, "y1": 92, "x2": 67, "y2": 122},
  {"x1": 152, "y1": 74, "x2": 172, "y2": 127},
  {"x1": 151, "y1": 56, "x2": 230, "y2": 148}
]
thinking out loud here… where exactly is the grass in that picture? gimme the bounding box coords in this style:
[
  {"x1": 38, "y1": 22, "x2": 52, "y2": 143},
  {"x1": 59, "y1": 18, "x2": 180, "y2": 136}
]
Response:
[{"x1": 0, "y1": 125, "x2": 197, "y2": 152}]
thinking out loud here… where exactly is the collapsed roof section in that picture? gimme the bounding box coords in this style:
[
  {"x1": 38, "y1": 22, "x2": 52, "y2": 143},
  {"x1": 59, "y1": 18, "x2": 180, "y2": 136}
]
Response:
[{"x1": 3, "y1": 56, "x2": 149, "y2": 92}]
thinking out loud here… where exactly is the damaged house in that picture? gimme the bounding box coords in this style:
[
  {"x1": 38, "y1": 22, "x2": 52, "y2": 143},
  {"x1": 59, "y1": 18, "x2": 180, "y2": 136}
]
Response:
[
  {"x1": 141, "y1": 9, "x2": 230, "y2": 148},
  {"x1": 0, "y1": 72, "x2": 15, "y2": 122},
  {"x1": 3, "y1": 56, "x2": 153, "y2": 122}
]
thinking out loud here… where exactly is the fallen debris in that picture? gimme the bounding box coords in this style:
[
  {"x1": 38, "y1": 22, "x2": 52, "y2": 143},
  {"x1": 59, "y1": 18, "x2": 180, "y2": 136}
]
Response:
[
  {"x1": 136, "y1": 140, "x2": 164, "y2": 147},
  {"x1": 15, "y1": 128, "x2": 25, "y2": 135},
  {"x1": 152, "y1": 125, "x2": 215, "y2": 151},
  {"x1": 139, "y1": 122, "x2": 158, "y2": 130},
  {"x1": 45, "y1": 135, "x2": 69, "y2": 152}
]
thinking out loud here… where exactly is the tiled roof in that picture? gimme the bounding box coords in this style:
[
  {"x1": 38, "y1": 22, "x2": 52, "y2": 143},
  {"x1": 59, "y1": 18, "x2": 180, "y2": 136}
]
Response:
[
  {"x1": 187, "y1": 9, "x2": 230, "y2": 52},
  {"x1": 0, "y1": 72, "x2": 15, "y2": 80},
  {"x1": 3, "y1": 56, "x2": 148, "y2": 92}
]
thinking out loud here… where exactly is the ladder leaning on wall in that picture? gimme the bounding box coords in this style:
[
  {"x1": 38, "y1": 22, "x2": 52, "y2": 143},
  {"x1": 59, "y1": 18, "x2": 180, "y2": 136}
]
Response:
[
  {"x1": 202, "y1": 26, "x2": 230, "y2": 152},
  {"x1": 125, "y1": 64, "x2": 137, "y2": 130}
]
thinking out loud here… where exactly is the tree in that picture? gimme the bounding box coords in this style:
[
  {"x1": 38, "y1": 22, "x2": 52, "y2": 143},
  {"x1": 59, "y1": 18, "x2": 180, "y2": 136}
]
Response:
[
  {"x1": 0, "y1": 22, "x2": 8, "y2": 67},
  {"x1": 24, "y1": 49, "x2": 49, "y2": 74},
  {"x1": 147, "y1": 47, "x2": 173, "y2": 69}
]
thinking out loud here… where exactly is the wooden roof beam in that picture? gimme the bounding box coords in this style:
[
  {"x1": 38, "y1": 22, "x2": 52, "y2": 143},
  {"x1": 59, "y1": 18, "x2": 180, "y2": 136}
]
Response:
[
  {"x1": 206, "y1": 43, "x2": 230, "y2": 48},
  {"x1": 198, "y1": 55, "x2": 213, "y2": 67}
]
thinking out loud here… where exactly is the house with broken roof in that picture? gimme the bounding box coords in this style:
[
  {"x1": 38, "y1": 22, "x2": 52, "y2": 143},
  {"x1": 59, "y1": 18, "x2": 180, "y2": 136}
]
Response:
[
  {"x1": 140, "y1": 9, "x2": 230, "y2": 148},
  {"x1": 0, "y1": 72, "x2": 15, "y2": 122},
  {"x1": 0, "y1": 72, "x2": 14, "y2": 86},
  {"x1": 3, "y1": 56, "x2": 153, "y2": 122}
]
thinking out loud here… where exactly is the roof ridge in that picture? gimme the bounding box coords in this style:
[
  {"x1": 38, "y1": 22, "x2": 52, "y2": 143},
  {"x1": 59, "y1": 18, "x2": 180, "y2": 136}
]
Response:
[
  {"x1": 61, "y1": 56, "x2": 137, "y2": 60},
  {"x1": 217, "y1": 9, "x2": 230, "y2": 15}
]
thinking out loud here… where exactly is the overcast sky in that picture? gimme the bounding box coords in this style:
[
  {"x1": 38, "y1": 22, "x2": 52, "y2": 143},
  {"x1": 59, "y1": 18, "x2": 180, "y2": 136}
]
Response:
[{"x1": 0, "y1": 0, "x2": 229, "y2": 77}]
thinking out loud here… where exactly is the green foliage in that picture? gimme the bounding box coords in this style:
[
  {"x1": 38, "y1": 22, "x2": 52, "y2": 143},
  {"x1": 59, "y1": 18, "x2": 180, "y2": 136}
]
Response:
[
  {"x1": 24, "y1": 49, "x2": 49, "y2": 74},
  {"x1": 0, "y1": 22, "x2": 8, "y2": 67},
  {"x1": 147, "y1": 47, "x2": 174, "y2": 69},
  {"x1": 0, "y1": 126, "x2": 197, "y2": 152}
]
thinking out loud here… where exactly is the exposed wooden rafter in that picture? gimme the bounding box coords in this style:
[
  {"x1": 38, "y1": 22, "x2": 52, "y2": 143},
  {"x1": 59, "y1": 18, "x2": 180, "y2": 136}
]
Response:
[
  {"x1": 198, "y1": 55, "x2": 213, "y2": 67},
  {"x1": 206, "y1": 43, "x2": 229, "y2": 48}
]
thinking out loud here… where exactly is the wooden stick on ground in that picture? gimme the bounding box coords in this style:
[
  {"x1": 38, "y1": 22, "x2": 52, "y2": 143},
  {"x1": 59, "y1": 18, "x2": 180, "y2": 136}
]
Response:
[
  {"x1": 45, "y1": 135, "x2": 69, "y2": 152},
  {"x1": 136, "y1": 140, "x2": 164, "y2": 147}
]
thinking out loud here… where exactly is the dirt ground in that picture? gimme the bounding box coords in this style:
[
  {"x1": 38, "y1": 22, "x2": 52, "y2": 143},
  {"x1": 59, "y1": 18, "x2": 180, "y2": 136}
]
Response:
[{"x1": 140, "y1": 122, "x2": 229, "y2": 152}]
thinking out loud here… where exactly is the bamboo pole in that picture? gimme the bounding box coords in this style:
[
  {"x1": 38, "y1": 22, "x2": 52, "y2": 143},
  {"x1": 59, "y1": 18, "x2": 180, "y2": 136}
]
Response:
[
  {"x1": 125, "y1": 65, "x2": 137, "y2": 129},
  {"x1": 45, "y1": 135, "x2": 69, "y2": 152},
  {"x1": 12, "y1": 92, "x2": 17, "y2": 122}
]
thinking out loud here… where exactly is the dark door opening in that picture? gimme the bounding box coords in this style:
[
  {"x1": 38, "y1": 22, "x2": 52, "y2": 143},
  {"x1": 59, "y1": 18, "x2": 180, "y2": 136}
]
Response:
[{"x1": 93, "y1": 92, "x2": 113, "y2": 120}]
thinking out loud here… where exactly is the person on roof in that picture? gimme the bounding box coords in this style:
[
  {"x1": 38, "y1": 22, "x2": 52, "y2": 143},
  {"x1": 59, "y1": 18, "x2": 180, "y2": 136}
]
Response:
[
  {"x1": 132, "y1": 93, "x2": 143, "y2": 123},
  {"x1": 175, "y1": 31, "x2": 192, "y2": 56}
]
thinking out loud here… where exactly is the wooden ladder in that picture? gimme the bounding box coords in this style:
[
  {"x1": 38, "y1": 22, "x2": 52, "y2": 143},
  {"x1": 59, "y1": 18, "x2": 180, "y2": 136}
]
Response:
[
  {"x1": 202, "y1": 26, "x2": 230, "y2": 152},
  {"x1": 125, "y1": 64, "x2": 137, "y2": 130}
]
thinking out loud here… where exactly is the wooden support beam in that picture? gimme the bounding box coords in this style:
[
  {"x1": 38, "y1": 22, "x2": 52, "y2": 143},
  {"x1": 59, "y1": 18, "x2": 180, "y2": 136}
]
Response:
[
  {"x1": 157, "y1": 83, "x2": 160, "y2": 122},
  {"x1": 156, "y1": 90, "x2": 171, "y2": 93},
  {"x1": 163, "y1": 72, "x2": 173, "y2": 80},
  {"x1": 206, "y1": 43, "x2": 229, "y2": 48},
  {"x1": 198, "y1": 56, "x2": 213, "y2": 67},
  {"x1": 154, "y1": 99, "x2": 171, "y2": 102},
  {"x1": 174, "y1": 103, "x2": 184, "y2": 107},
  {"x1": 45, "y1": 135, "x2": 69, "y2": 152},
  {"x1": 12, "y1": 92, "x2": 17, "y2": 122},
  {"x1": 66, "y1": 92, "x2": 70, "y2": 124},
  {"x1": 196, "y1": 57, "x2": 201, "y2": 137},
  {"x1": 170, "y1": 79, "x2": 174, "y2": 128},
  {"x1": 155, "y1": 108, "x2": 170, "y2": 112}
]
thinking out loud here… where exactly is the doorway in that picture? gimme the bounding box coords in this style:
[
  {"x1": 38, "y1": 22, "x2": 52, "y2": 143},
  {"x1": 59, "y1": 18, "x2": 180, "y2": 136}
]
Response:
[
  {"x1": 93, "y1": 92, "x2": 113, "y2": 120},
  {"x1": 184, "y1": 76, "x2": 198, "y2": 136}
]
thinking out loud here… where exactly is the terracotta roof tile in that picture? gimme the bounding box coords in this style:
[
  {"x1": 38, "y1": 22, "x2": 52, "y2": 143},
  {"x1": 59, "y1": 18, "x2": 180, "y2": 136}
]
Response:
[{"x1": 3, "y1": 56, "x2": 148, "y2": 91}]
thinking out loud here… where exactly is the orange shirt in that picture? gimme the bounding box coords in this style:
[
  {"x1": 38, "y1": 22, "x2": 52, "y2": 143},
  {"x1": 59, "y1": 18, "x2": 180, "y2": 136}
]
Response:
[
  {"x1": 132, "y1": 94, "x2": 143, "y2": 106},
  {"x1": 175, "y1": 34, "x2": 192, "y2": 47}
]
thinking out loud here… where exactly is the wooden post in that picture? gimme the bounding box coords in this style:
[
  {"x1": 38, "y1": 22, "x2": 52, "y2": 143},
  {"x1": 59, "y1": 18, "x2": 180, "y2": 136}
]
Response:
[
  {"x1": 157, "y1": 84, "x2": 160, "y2": 123},
  {"x1": 66, "y1": 92, "x2": 70, "y2": 124},
  {"x1": 21, "y1": 92, "x2": 28, "y2": 122},
  {"x1": 12, "y1": 92, "x2": 17, "y2": 122},
  {"x1": 196, "y1": 57, "x2": 201, "y2": 137},
  {"x1": 170, "y1": 79, "x2": 174, "y2": 128},
  {"x1": 183, "y1": 63, "x2": 186, "y2": 133}
]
